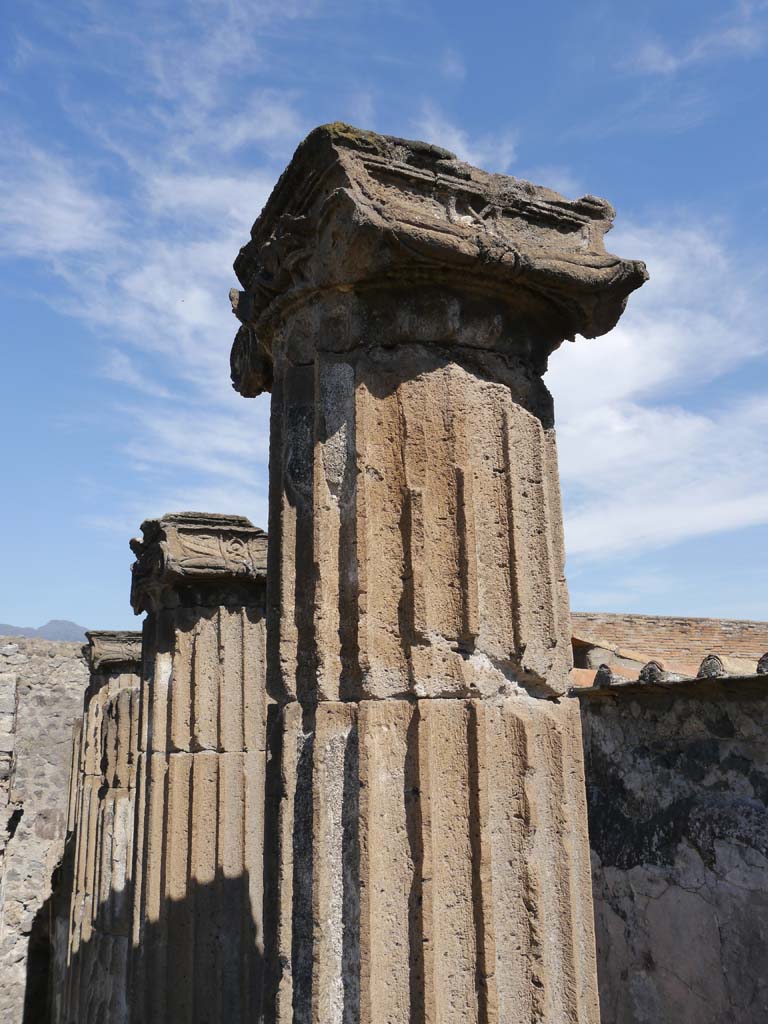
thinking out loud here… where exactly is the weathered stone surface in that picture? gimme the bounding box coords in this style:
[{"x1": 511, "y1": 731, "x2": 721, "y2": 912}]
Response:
[
  {"x1": 231, "y1": 124, "x2": 645, "y2": 704},
  {"x1": 130, "y1": 511, "x2": 267, "y2": 613},
  {"x1": 266, "y1": 350, "x2": 573, "y2": 701},
  {"x1": 263, "y1": 695, "x2": 597, "y2": 1023},
  {"x1": 0, "y1": 637, "x2": 87, "y2": 1024},
  {"x1": 579, "y1": 680, "x2": 768, "y2": 1023},
  {"x1": 84, "y1": 630, "x2": 143, "y2": 671},
  {"x1": 231, "y1": 126, "x2": 643, "y2": 1022},
  {"x1": 58, "y1": 632, "x2": 141, "y2": 1024},
  {"x1": 128, "y1": 513, "x2": 268, "y2": 1024},
  {"x1": 230, "y1": 123, "x2": 647, "y2": 396}
]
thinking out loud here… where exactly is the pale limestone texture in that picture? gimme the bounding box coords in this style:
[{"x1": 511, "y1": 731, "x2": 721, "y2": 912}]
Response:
[
  {"x1": 231, "y1": 124, "x2": 647, "y2": 1023},
  {"x1": 128, "y1": 512, "x2": 268, "y2": 1024},
  {"x1": 0, "y1": 637, "x2": 87, "y2": 1024},
  {"x1": 57, "y1": 631, "x2": 141, "y2": 1024}
]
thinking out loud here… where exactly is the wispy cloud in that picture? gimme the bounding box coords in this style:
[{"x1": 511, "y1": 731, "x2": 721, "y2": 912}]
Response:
[
  {"x1": 143, "y1": 172, "x2": 274, "y2": 223},
  {"x1": 82, "y1": 478, "x2": 269, "y2": 544},
  {"x1": 101, "y1": 351, "x2": 173, "y2": 399},
  {"x1": 0, "y1": 141, "x2": 121, "y2": 257},
  {"x1": 566, "y1": 83, "x2": 713, "y2": 141},
  {"x1": 628, "y1": 1, "x2": 768, "y2": 75},
  {"x1": 0, "y1": 132, "x2": 278, "y2": 519},
  {"x1": 0, "y1": 1, "x2": 318, "y2": 532},
  {"x1": 3, "y1": 3, "x2": 768, "y2": 590},
  {"x1": 413, "y1": 102, "x2": 517, "y2": 171}
]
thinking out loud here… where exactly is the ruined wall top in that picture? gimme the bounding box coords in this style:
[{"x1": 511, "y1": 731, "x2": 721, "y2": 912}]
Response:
[
  {"x1": 83, "y1": 630, "x2": 142, "y2": 671},
  {"x1": 230, "y1": 122, "x2": 647, "y2": 396},
  {"x1": 130, "y1": 512, "x2": 267, "y2": 613}
]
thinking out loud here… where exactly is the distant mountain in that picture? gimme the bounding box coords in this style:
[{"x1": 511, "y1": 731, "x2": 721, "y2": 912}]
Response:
[{"x1": 0, "y1": 619, "x2": 87, "y2": 642}]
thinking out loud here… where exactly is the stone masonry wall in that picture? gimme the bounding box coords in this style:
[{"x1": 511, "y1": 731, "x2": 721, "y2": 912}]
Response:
[
  {"x1": 0, "y1": 637, "x2": 88, "y2": 1023},
  {"x1": 0, "y1": 647, "x2": 20, "y2": 924},
  {"x1": 572, "y1": 612, "x2": 768, "y2": 665},
  {"x1": 580, "y1": 679, "x2": 768, "y2": 1024}
]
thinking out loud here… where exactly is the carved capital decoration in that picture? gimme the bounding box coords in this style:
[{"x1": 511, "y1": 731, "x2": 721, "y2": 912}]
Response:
[
  {"x1": 130, "y1": 512, "x2": 267, "y2": 613},
  {"x1": 83, "y1": 630, "x2": 143, "y2": 671},
  {"x1": 230, "y1": 122, "x2": 647, "y2": 396}
]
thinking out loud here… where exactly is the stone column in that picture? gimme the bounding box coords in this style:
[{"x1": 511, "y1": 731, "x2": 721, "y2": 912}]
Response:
[
  {"x1": 230, "y1": 125, "x2": 647, "y2": 1023},
  {"x1": 128, "y1": 512, "x2": 268, "y2": 1024},
  {"x1": 50, "y1": 720, "x2": 83, "y2": 1024},
  {"x1": 61, "y1": 630, "x2": 142, "y2": 1024}
]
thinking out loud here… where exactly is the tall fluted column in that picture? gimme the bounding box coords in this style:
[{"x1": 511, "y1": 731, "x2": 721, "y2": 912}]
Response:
[
  {"x1": 60, "y1": 630, "x2": 142, "y2": 1024},
  {"x1": 230, "y1": 125, "x2": 647, "y2": 1023},
  {"x1": 128, "y1": 512, "x2": 268, "y2": 1024}
]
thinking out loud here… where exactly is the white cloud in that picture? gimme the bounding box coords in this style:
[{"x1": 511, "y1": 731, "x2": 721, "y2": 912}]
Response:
[
  {"x1": 145, "y1": 172, "x2": 274, "y2": 222},
  {"x1": 413, "y1": 102, "x2": 517, "y2": 172},
  {"x1": 82, "y1": 479, "x2": 269, "y2": 542},
  {"x1": 566, "y1": 84, "x2": 714, "y2": 141},
  {"x1": 346, "y1": 89, "x2": 376, "y2": 127},
  {"x1": 0, "y1": 142, "x2": 120, "y2": 257},
  {"x1": 548, "y1": 218, "x2": 768, "y2": 561},
  {"x1": 16, "y1": 0, "x2": 311, "y2": 168},
  {"x1": 557, "y1": 221, "x2": 763, "y2": 412},
  {"x1": 559, "y1": 397, "x2": 768, "y2": 554},
  {"x1": 0, "y1": 119, "x2": 277, "y2": 525},
  {"x1": 4, "y1": 5, "x2": 768, "y2": 583},
  {"x1": 216, "y1": 92, "x2": 306, "y2": 156},
  {"x1": 122, "y1": 400, "x2": 270, "y2": 484}
]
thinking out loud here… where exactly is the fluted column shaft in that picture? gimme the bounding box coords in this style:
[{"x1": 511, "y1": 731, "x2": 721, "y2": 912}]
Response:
[
  {"x1": 268, "y1": 337, "x2": 571, "y2": 703},
  {"x1": 259, "y1": 333, "x2": 601, "y2": 1022},
  {"x1": 231, "y1": 124, "x2": 646, "y2": 1023},
  {"x1": 128, "y1": 513, "x2": 268, "y2": 1024},
  {"x1": 263, "y1": 696, "x2": 595, "y2": 1024},
  {"x1": 61, "y1": 631, "x2": 142, "y2": 1024}
]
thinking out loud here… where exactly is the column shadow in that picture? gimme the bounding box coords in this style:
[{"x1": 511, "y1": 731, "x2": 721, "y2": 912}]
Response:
[{"x1": 25, "y1": 867, "x2": 264, "y2": 1023}]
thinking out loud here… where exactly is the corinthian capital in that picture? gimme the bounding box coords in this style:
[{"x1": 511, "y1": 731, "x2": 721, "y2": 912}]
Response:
[
  {"x1": 230, "y1": 122, "x2": 647, "y2": 396},
  {"x1": 130, "y1": 512, "x2": 267, "y2": 613}
]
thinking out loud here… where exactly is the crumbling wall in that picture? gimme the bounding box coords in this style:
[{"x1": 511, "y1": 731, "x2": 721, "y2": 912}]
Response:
[
  {"x1": 0, "y1": 637, "x2": 87, "y2": 1022},
  {"x1": 580, "y1": 680, "x2": 768, "y2": 1024}
]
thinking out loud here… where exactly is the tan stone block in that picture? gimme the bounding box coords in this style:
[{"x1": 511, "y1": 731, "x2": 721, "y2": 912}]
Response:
[
  {"x1": 263, "y1": 695, "x2": 597, "y2": 1023},
  {"x1": 358, "y1": 699, "x2": 416, "y2": 1023},
  {"x1": 311, "y1": 702, "x2": 358, "y2": 1024}
]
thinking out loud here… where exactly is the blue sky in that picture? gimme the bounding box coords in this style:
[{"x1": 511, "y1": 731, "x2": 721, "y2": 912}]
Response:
[{"x1": 1, "y1": 0, "x2": 767, "y2": 631}]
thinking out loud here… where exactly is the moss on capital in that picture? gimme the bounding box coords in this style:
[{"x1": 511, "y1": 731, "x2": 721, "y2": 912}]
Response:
[
  {"x1": 308, "y1": 122, "x2": 458, "y2": 163},
  {"x1": 321, "y1": 121, "x2": 383, "y2": 147}
]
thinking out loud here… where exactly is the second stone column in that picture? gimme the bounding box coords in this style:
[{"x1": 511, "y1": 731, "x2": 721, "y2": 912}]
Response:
[{"x1": 128, "y1": 512, "x2": 268, "y2": 1023}]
